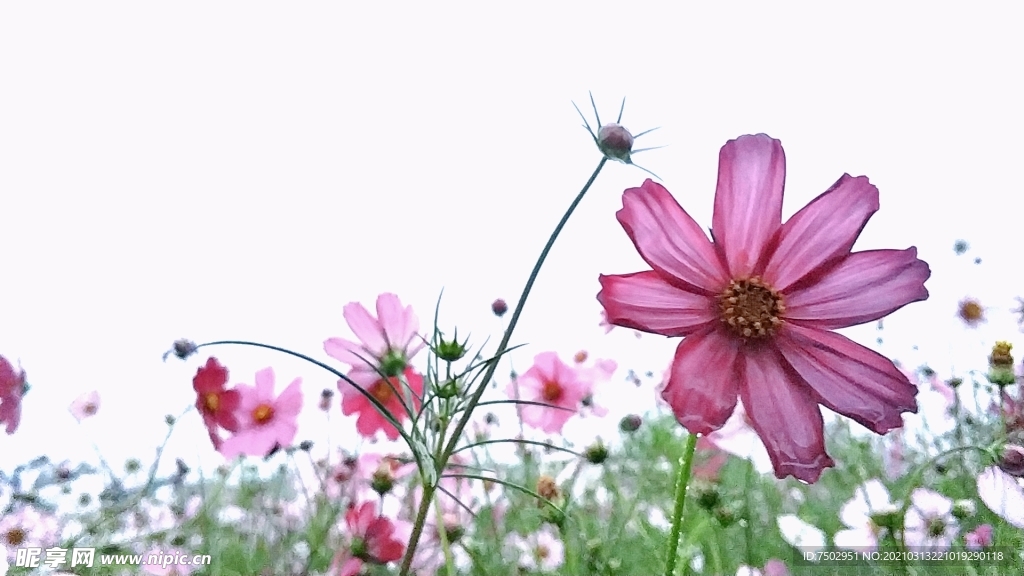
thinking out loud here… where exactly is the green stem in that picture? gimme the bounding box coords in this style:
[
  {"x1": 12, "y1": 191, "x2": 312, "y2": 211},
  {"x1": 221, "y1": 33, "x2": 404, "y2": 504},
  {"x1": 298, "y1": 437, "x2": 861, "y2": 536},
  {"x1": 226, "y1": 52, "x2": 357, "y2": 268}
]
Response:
[
  {"x1": 664, "y1": 433, "x2": 699, "y2": 576},
  {"x1": 397, "y1": 157, "x2": 608, "y2": 576}
]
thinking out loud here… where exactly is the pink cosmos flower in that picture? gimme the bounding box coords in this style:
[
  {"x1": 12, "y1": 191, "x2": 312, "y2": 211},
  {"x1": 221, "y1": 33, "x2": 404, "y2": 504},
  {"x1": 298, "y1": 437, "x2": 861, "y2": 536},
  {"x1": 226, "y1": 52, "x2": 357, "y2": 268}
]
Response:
[
  {"x1": 218, "y1": 367, "x2": 303, "y2": 459},
  {"x1": 572, "y1": 352, "x2": 617, "y2": 418},
  {"x1": 330, "y1": 501, "x2": 406, "y2": 575},
  {"x1": 191, "y1": 357, "x2": 241, "y2": 449},
  {"x1": 0, "y1": 506, "x2": 60, "y2": 563},
  {"x1": 325, "y1": 293, "x2": 426, "y2": 440},
  {"x1": 598, "y1": 134, "x2": 930, "y2": 482},
  {"x1": 507, "y1": 352, "x2": 592, "y2": 434},
  {"x1": 68, "y1": 390, "x2": 100, "y2": 423},
  {"x1": 0, "y1": 354, "x2": 26, "y2": 434},
  {"x1": 904, "y1": 488, "x2": 959, "y2": 551},
  {"x1": 964, "y1": 524, "x2": 993, "y2": 550}
]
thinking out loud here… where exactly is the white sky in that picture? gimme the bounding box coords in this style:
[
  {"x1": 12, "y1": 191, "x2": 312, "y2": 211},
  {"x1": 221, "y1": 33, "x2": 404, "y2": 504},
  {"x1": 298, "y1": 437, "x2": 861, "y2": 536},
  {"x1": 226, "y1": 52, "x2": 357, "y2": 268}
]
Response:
[{"x1": 2, "y1": 3, "x2": 1022, "y2": 480}]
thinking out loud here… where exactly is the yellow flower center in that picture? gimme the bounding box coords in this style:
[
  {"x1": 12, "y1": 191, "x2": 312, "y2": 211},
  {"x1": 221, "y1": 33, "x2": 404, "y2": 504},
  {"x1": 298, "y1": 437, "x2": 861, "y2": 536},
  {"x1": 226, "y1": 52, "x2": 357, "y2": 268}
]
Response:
[
  {"x1": 204, "y1": 393, "x2": 220, "y2": 412},
  {"x1": 252, "y1": 403, "x2": 274, "y2": 424},
  {"x1": 718, "y1": 277, "x2": 785, "y2": 340}
]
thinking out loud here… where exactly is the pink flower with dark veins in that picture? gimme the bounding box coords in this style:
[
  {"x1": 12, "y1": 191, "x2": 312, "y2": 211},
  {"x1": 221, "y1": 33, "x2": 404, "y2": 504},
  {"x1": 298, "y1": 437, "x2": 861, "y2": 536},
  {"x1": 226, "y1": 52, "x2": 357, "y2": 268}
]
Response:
[{"x1": 598, "y1": 134, "x2": 930, "y2": 482}]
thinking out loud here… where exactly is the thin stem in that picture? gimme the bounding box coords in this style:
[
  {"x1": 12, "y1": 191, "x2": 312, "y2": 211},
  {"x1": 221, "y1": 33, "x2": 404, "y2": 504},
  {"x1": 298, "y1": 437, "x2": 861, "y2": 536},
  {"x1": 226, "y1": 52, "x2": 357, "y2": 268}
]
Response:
[
  {"x1": 398, "y1": 157, "x2": 608, "y2": 576},
  {"x1": 664, "y1": 433, "x2": 699, "y2": 576}
]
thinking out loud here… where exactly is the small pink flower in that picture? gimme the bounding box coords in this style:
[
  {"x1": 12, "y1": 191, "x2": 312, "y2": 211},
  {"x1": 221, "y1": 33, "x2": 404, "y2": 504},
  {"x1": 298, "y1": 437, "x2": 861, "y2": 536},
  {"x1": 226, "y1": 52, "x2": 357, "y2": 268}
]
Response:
[
  {"x1": 964, "y1": 524, "x2": 993, "y2": 550},
  {"x1": 218, "y1": 367, "x2": 303, "y2": 459},
  {"x1": 192, "y1": 357, "x2": 241, "y2": 449},
  {"x1": 904, "y1": 488, "x2": 959, "y2": 551},
  {"x1": 574, "y1": 355, "x2": 617, "y2": 418},
  {"x1": 330, "y1": 501, "x2": 406, "y2": 574},
  {"x1": 507, "y1": 352, "x2": 591, "y2": 434},
  {"x1": 0, "y1": 354, "x2": 26, "y2": 434},
  {"x1": 0, "y1": 506, "x2": 60, "y2": 562},
  {"x1": 598, "y1": 135, "x2": 930, "y2": 482},
  {"x1": 325, "y1": 293, "x2": 426, "y2": 440},
  {"x1": 68, "y1": 390, "x2": 100, "y2": 423},
  {"x1": 505, "y1": 526, "x2": 565, "y2": 572}
]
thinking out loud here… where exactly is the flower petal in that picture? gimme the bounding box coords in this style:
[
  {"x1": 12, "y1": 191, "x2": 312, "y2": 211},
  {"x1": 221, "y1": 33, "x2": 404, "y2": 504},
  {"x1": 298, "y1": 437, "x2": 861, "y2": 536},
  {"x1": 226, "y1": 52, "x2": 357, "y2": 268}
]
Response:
[
  {"x1": 977, "y1": 466, "x2": 1024, "y2": 529},
  {"x1": 597, "y1": 271, "x2": 718, "y2": 337},
  {"x1": 785, "y1": 248, "x2": 930, "y2": 329},
  {"x1": 343, "y1": 301, "x2": 388, "y2": 356},
  {"x1": 775, "y1": 324, "x2": 917, "y2": 433},
  {"x1": 616, "y1": 179, "x2": 729, "y2": 294},
  {"x1": 739, "y1": 348, "x2": 834, "y2": 482},
  {"x1": 375, "y1": 293, "x2": 422, "y2": 356},
  {"x1": 324, "y1": 337, "x2": 372, "y2": 367},
  {"x1": 763, "y1": 175, "x2": 879, "y2": 292},
  {"x1": 660, "y1": 329, "x2": 742, "y2": 435},
  {"x1": 254, "y1": 367, "x2": 275, "y2": 399},
  {"x1": 712, "y1": 134, "x2": 786, "y2": 278}
]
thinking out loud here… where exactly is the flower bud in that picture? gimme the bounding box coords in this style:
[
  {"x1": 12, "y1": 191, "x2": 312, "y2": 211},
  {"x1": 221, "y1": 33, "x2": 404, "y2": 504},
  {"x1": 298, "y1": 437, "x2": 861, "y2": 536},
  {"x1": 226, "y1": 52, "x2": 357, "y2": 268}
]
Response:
[
  {"x1": 491, "y1": 298, "x2": 508, "y2": 317},
  {"x1": 987, "y1": 341, "x2": 1016, "y2": 386},
  {"x1": 584, "y1": 440, "x2": 609, "y2": 464},
  {"x1": 619, "y1": 414, "x2": 643, "y2": 433},
  {"x1": 371, "y1": 463, "x2": 395, "y2": 496},
  {"x1": 319, "y1": 388, "x2": 334, "y2": 412},
  {"x1": 435, "y1": 330, "x2": 469, "y2": 362},
  {"x1": 952, "y1": 499, "x2": 976, "y2": 520},
  {"x1": 597, "y1": 123, "x2": 635, "y2": 162},
  {"x1": 164, "y1": 338, "x2": 198, "y2": 361}
]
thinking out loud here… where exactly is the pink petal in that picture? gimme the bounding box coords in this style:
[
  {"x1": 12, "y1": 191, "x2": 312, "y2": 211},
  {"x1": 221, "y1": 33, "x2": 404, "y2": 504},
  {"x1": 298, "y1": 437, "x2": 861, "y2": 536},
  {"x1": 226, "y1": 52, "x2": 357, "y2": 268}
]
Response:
[
  {"x1": 531, "y1": 351, "x2": 560, "y2": 383},
  {"x1": 775, "y1": 324, "x2": 917, "y2": 433},
  {"x1": 711, "y1": 134, "x2": 786, "y2": 278},
  {"x1": 375, "y1": 293, "x2": 421, "y2": 354},
  {"x1": 324, "y1": 336, "x2": 373, "y2": 367},
  {"x1": 616, "y1": 179, "x2": 729, "y2": 294},
  {"x1": 343, "y1": 301, "x2": 388, "y2": 356},
  {"x1": 784, "y1": 248, "x2": 930, "y2": 329},
  {"x1": 253, "y1": 367, "x2": 276, "y2": 399},
  {"x1": 739, "y1": 348, "x2": 834, "y2": 482},
  {"x1": 597, "y1": 272, "x2": 719, "y2": 337},
  {"x1": 274, "y1": 378, "x2": 304, "y2": 418},
  {"x1": 763, "y1": 175, "x2": 879, "y2": 292},
  {"x1": 661, "y1": 329, "x2": 742, "y2": 435}
]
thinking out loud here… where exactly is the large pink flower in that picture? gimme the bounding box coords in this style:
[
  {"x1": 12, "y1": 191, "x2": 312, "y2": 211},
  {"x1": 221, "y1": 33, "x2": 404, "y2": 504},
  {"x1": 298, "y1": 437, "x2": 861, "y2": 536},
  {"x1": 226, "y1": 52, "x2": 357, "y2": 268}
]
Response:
[
  {"x1": 325, "y1": 293, "x2": 426, "y2": 440},
  {"x1": 218, "y1": 367, "x2": 303, "y2": 459},
  {"x1": 0, "y1": 354, "x2": 26, "y2": 435},
  {"x1": 597, "y1": 134, "x2": 930, "y2": 482}
]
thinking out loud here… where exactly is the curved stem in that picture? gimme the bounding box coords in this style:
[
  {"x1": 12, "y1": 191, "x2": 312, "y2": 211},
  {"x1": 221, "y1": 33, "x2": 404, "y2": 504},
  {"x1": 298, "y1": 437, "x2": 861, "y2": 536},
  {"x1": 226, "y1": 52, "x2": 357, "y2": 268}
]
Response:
[
  {"x1": 398, "y1": 157, "x2": 608, "y2": 576},
  {"x1": 664, "y1": 433, "x2": 699, "y2": 576}
]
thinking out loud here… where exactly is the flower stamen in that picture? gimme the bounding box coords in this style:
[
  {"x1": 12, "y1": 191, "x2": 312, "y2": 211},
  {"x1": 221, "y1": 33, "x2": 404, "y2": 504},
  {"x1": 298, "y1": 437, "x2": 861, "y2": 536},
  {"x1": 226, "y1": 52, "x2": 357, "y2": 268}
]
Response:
[{"x1": 718, "y1": 277, "x2": 785, "y2": 340}]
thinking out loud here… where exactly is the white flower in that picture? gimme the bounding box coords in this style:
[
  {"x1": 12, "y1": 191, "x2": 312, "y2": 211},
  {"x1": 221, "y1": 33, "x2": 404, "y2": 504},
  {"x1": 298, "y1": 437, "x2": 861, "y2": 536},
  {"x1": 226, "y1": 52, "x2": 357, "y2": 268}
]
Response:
[
  {"x1": 506, "y1": 526, "x2": 565, "y2": 572},
  {"x1": 834, "y1": 479, "x2": 893, "y2": 551},
  {"x1": 777, "y1": 515, "x2": 826, "y2": 554},
  {"x1": 904, "y1": 488, "x2": 958, "y2": 551},
  {"x1": 977, "y1": 466, "x2": 1024, "y2": 528},
  {"x1": 737, "y1": 566, "x2": 763, "y2": 576}
]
